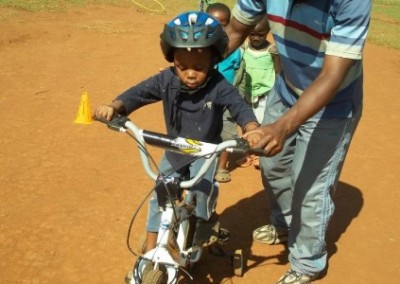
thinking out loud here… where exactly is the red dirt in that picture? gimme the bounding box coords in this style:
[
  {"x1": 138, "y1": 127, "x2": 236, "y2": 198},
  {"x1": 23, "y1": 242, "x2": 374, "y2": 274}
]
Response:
[{"x1": 1, "y1": 5, "x2": 399, "y2": 284}]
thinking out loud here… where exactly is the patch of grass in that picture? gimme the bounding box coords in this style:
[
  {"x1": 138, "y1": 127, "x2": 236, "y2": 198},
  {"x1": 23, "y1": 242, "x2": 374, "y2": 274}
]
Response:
[
  {"x1": 0, "y1": 0, "x2": 129, "y2": 12},
  {"x1": 370, "y1": 0, "x2": 400, "y2": 50},
  {"x1": 124, "y1": 0, "x2": 236, "y2": 15},
  {"x1": 369, "y1": 18, "x2": 400, "y2": 50},
  {"x1": 0, "y1": 0, "x2": 236, "y2": 13},
  {"x1": 0, "y1": 0, "x2": 399, "y2": 50},
  {"x1": 373, "y1": 6, "x2": 400, "y2": 21}
]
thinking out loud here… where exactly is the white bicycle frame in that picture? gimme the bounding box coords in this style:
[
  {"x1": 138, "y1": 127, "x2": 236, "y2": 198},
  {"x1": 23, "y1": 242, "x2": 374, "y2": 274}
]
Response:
[{"x1": 99, "y1": 116, "x2": 250, "y2": 283}]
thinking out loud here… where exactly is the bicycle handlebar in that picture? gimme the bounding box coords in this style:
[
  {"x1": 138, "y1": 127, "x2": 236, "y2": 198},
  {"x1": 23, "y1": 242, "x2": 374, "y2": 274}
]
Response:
[{"x1": 95, "y1": 115, "x2": 267, "y2": 188}]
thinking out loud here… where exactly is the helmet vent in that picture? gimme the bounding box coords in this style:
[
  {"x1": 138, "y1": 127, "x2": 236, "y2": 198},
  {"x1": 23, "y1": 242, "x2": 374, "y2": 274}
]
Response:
[
  {"x1": 205, "y1": 18, "x2": 214, "y2": 26},
  {"x1": 188, "y1": 13, "x2": 198, "y2": 25},
  {"x1": 173, "y1": 18, "x2": 181, "y2": 25}
]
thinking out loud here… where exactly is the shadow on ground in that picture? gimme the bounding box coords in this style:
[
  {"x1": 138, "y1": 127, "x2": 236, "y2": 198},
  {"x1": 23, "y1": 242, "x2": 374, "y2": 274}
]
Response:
[{"x1": 182, "y1": 181, "x2": 363, "y2": 283}]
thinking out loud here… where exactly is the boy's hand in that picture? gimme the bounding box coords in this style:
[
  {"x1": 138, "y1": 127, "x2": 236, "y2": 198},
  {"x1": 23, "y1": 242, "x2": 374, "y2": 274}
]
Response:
[
  {"x1": 93, "y1": 104, "x2": 115, "y2": 121},
  {"x1": 243, "y1": 122, "x2": 286, "y2": 156},
  {"x1": 242, "y1": 122, "x2": 262, "y2": 148},
  {"x1": 243, "y1": 130, "x2": 264, "y2": 148},
  {"x1": 94, "y1": 99, "x2": 125, "y2": 121}
]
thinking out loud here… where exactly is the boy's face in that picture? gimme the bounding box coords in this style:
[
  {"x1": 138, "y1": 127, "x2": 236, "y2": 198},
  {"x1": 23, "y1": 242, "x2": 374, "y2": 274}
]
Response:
[{"x1": 173, "y1": 48, "x2": 212, "y2": 90}]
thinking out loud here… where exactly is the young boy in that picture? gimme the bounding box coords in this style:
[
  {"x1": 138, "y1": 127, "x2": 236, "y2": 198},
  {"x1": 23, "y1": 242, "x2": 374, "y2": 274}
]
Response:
[
  {"x1": 94, "y1": 11, "x2": 259, "y2": 253},
  {"x1": 235, "y1": 16, "x2": 280, "y2": 168},
  {"x1": 206, "y1": 3, "x2": 242, "y2": 183}
]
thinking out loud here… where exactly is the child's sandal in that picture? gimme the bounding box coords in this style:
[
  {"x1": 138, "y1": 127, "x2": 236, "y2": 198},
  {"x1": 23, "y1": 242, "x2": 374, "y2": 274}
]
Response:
[{"x1": 215, "y1": 169, "x2": 231, "y2": 183}]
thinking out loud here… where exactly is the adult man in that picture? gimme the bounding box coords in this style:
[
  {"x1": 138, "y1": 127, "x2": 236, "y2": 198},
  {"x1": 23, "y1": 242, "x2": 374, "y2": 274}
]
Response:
[{"x1": 225, "y1": 0, "x2": 371, "y2": 283}]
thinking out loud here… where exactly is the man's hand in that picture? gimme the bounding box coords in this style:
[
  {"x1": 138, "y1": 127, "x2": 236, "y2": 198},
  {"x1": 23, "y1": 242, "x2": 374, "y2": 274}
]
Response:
[{"x1": 243, "y1": 122, "x2": 287, "y2": 156}]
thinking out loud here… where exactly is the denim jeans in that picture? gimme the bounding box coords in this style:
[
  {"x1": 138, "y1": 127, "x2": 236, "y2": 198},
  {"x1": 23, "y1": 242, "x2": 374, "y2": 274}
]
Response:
[{"x1": 260, "y1": 86, "x2": 362, "y2": 275}]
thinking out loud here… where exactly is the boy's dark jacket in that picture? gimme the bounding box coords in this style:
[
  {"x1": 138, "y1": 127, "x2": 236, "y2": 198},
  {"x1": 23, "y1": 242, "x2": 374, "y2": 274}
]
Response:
[{"x1": 116, "y1": 67, "x2": 257, "y2": 167}]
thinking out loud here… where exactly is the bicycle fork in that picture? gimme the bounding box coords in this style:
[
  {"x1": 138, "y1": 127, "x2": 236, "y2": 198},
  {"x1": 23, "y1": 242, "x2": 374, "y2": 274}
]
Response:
[{"x1": 134, "y1": 201, "x2": 201, "y2": 283}]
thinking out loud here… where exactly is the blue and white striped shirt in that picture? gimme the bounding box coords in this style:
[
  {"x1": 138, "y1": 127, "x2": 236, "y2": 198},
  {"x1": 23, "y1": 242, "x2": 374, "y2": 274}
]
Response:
[{"x1": 232, "y1": 0, "x2": 371, "y2": 117}]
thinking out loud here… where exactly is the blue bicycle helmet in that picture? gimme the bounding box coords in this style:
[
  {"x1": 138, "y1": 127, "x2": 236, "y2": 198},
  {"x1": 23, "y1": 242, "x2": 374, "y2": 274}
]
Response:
[{"x1": 160, "y1": 11, "x2": 229, "y2": 62}]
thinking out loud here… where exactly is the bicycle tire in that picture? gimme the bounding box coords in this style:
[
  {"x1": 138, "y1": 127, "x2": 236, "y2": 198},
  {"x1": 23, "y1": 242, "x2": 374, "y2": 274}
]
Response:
[{"x1": 142, "y1": 269, "x2": 167, "y2": 284}]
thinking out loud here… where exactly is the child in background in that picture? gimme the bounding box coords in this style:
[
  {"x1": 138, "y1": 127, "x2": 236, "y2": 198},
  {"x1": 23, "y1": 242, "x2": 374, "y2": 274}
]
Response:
[
  {"x1": 235, "y1": 16, "x2": 280, "y2": 168},
  {"x1": 207, "y1": 3, "x2": 241, "y2": 84},
  {"x1": 207, "y1": 3, "x2": 242, "y2": 183},
  {"x1": 93, "y1": 11, "x2": 259, "y2": 258}
]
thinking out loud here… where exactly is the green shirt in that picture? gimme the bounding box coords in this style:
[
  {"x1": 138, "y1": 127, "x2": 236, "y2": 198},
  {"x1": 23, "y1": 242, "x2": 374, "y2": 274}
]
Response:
[{"x1": 243, "y1": 48, "x2": 275, "y2": 103}]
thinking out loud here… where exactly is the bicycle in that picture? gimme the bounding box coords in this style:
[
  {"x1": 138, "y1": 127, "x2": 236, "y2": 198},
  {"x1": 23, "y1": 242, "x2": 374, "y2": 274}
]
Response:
[{"x1": 96, "y1": 115, "x2": 262, "y2": 284}]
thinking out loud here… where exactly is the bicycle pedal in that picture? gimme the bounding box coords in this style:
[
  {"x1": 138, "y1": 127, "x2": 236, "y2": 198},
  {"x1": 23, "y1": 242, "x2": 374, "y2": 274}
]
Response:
[
  {"x1": 200, "y1": 227, "x2": 230, "y2": 247},
  {"x1": 217, "y1": 227, "x2": 230, "y2": 244},
  {"x1": 206, "y1": 235, "x2": 219, "y2": 246}
]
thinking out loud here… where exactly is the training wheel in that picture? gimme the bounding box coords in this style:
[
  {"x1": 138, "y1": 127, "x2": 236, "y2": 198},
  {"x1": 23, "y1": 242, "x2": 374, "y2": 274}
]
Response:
[{"x1": 232, "y1": 249, "x2": 245, "y2": 277}]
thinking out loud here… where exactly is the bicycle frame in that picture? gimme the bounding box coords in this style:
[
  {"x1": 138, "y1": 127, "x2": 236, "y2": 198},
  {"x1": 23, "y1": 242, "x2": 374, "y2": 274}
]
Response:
[{"x1": 97, "y1": 115, "x2": 253, "y2": 283}]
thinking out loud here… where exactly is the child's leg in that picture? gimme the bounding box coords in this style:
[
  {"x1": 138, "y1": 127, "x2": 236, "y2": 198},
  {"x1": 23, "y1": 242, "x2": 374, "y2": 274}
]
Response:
[
  {"x1": 190, "y1": 157, "x2": 218, "y2": 221},
  {"x1": 143, "y1": 232, "x2": 158, "y2": 253},
  {"x1": 189, "y1": 157, "x2": 220, "y2": 245},
  {"x1": 144, "y1": 196, "x2": 161, "y2": 252},
  {"x1": 216, "y1": 109, "x2": 239, "y2": 182},
  {"x1": 215, "y1": 151, "x2": 231, "y2": 182},
  {"x1": 144, "y1": 154, "x2": 179, "y2": 252},
  {"x1": 217, "y1": 151, "x2": 229, "y2": 171},
  {"x1": 252, "y1": 95, "x2": 267, "y2": 124}
]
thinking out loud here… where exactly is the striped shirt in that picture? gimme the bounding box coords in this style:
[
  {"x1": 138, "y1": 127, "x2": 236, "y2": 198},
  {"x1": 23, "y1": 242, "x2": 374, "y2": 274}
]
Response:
[{"x1": 232, "y1": 0, "x2": 371, "y2": 117}]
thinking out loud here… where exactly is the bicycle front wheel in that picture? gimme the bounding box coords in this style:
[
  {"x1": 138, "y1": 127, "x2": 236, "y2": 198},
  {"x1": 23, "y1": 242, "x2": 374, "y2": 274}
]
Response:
[{"x1": 142, "y1": 268, "x2": 167, "y2": 284}]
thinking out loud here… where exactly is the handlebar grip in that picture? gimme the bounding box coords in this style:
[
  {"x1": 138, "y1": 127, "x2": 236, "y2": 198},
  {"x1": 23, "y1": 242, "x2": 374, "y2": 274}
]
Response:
[
  {"x1": 231, "y1": 138, "x2": 268, "y2": 156},
  {"x1": 94, "y1": 116, "x2": 110, "y2": 124},
  {"x1": 247, "y1": 148, "x2": 269, "y2": 156},
  {"x1": 94, "y1": 114, "x2": 130, "y2": 131}
]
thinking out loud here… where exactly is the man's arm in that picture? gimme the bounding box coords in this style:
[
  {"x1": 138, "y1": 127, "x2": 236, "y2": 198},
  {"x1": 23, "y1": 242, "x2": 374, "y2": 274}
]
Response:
[
  {"x1": 278, "y1": 55, "x2": 355, "y2": 134},
  {"x1": 244, "y1": 55, "x2": 355, "y2": 155},
  {"x1": 225, "y1": 17, "x2": 255, "y2": 55}
]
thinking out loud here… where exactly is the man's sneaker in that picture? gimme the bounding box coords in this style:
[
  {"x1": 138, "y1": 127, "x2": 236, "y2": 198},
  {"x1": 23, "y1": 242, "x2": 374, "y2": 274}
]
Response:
[
  {"x1": 277, "y1": 269, "x2": 318, "y2": 284},
  {"x1": 252, "y1": 224, "x2": 288, "y2": 244}
]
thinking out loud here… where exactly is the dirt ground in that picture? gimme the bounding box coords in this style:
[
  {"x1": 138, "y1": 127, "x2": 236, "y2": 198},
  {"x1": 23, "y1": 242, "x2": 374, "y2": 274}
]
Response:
[{"x1": 1, "y1": 5, "x2": 400, "y2": 284}]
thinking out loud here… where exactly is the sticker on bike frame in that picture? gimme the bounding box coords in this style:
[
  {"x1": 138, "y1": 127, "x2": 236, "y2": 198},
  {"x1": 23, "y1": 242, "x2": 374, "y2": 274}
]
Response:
[
  {"x1": 172, "y1": 137, "x2": 217, "y2": 156},
  {"x1": 142, "y1": 130, "x2": 218, "y2": 157}
]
